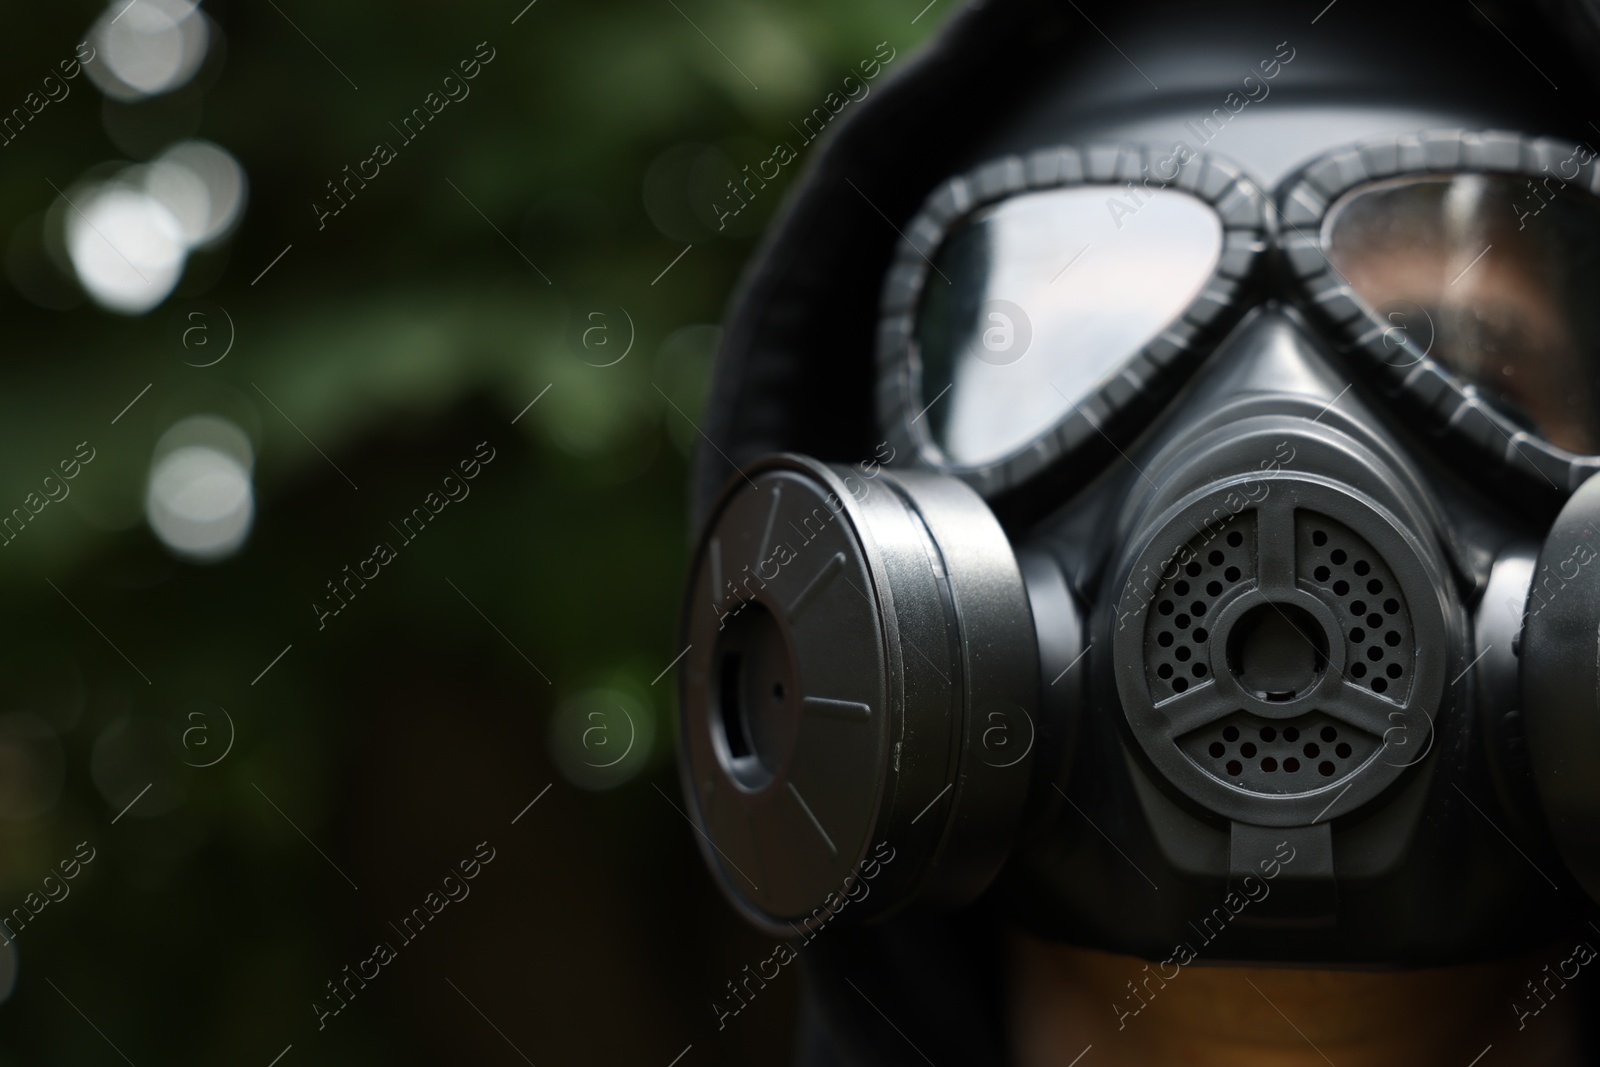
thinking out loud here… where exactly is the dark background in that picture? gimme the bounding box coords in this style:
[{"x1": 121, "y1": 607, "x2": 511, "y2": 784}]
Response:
[{"x1": 0, "y1": 2, "x2": 944, "y2": 1063}]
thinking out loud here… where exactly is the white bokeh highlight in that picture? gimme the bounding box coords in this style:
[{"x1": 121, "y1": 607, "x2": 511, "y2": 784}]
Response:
[
  {"x1": 145, "y1": 416, "x2": 255, "y2": 563},
  {"x1": 64, "y1": 141, "x2": 246, "y2": 315},
  {"x1": 86, "y1": 0, "x2": 210, "y2": 102},
  {"x1": 65, "y1": 183, "x2": 187, "y2": 315},
  {"x1": 150, "y1": 140, "x2": 246, "y2": 247}
]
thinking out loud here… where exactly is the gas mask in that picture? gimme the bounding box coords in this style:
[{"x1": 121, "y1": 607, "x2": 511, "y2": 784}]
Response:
[{"x1": 673, "y1": 1, "x2": 1600, "y2": 966}]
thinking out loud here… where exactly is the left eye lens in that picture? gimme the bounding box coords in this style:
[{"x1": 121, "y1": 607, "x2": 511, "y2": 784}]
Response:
[
  {"x1": 915, "y1": 185, "x2": 1222, "y2": 467},
  {"x1": 1326, "y1": 172, "x2": 1600, "y2": 455}
]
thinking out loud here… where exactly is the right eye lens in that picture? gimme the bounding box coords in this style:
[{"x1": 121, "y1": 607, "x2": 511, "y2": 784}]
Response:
[{"x1": 915, "y1": 185, "x2": 1223, "y2": 468}]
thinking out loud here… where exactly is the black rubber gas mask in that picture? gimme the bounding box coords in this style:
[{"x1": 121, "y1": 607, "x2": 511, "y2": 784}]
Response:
[{"x1": 674, "y1": 2, "x2": 1600, "y2": 965}]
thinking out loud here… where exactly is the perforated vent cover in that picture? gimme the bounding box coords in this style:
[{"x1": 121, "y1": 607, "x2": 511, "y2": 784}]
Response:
[
  {"x1": 1144, "y1": 512, "x2": 1256, "y2": 701},
  {"x1": 1179, "y1": 712, "x2": 1379, "y2": 794},
  {"x1": 1134, "y1": 501, "x2": 1422, "y2": 803},
  {"x1": 1294, "y1": 513, "x2": 1415, "y2": 703}
]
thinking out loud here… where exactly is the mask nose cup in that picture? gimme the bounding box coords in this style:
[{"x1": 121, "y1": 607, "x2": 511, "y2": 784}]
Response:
[{"x1": 676, "y1": 454, "x2": 1041, "y2": 935}]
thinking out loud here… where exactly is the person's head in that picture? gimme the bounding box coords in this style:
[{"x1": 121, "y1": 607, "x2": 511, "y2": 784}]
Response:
[{"x1": 677, "y1": 0, "x2": 1600, "y2": 1060}]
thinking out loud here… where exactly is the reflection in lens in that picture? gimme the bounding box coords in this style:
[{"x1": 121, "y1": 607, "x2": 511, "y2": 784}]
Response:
[
  {"x1": 917, "y1": 186, "x2": 1222, "y2": 467},
  {"x1": 146, "y1": 415, "x2": 255, "y2": 562},
  {"x1": 1326, "y1": 173, "x2": 1600, "y2": 454}
]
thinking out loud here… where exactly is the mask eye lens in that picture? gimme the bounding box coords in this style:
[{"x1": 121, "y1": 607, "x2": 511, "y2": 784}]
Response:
[
  {"x1": 915, "y1": 185, "x2": 1223, "y2": 467},
  {"x1": 1325, "y1": 173, "x2": 1600, "y2": 455}
]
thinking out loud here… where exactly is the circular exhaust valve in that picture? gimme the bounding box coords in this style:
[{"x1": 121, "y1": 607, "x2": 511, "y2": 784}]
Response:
[{"x1": 1113, "y1": 474, "x2": 1447, "y2": 827}]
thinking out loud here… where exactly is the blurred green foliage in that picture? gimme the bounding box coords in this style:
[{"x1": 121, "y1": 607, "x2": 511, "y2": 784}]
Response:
[{"x1": 0, "y1": 0, "x2": 945, "y2": 1063}]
